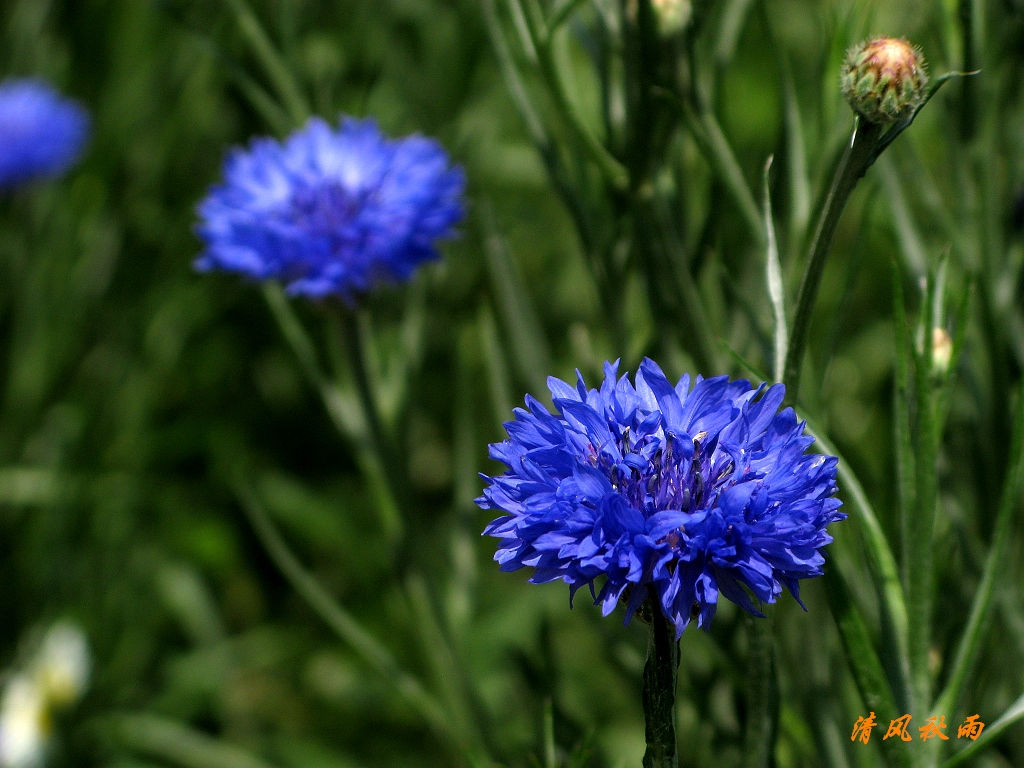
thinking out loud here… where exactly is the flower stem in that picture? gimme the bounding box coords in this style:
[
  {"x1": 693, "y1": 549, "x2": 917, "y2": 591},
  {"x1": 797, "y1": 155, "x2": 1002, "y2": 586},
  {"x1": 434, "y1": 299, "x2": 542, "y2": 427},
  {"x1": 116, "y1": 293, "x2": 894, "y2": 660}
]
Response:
[
  {"x1": 642, "y1": 600, "x2": 680, "y2": 768},
  {"x1": 782, "y1": 119, "x2": 883, "y2": 403},
  {"x1": 336, "y1": 306, "x2": 407, "y2": 542},
  {"x1": 742, "y1": 617, "x2": 777, "y2": 768},
  {"x1": 262, "y1": 284, "x2": 403, "y2": 542}
]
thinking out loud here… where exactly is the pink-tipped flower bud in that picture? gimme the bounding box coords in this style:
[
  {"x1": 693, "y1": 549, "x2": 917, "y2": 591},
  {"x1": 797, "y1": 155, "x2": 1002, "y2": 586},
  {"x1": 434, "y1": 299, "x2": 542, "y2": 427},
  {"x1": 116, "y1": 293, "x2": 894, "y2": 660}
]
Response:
[{"x1": 841, "y1": 38, "x2": 928, "y2": 124}]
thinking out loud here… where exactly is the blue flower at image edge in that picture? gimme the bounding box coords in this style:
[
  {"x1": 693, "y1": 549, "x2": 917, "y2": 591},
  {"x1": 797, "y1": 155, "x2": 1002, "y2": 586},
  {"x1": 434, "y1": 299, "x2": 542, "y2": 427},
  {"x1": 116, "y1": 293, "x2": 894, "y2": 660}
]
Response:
[
  {"x1": 0, "y1": 78, "x2": 89, "y2": 190},
  {"x1": 195, "y1": 116, "x2": 466, "y2": 299},
  {"x1": 479, "y1": 359, "x2": 845, "y2": 637}
]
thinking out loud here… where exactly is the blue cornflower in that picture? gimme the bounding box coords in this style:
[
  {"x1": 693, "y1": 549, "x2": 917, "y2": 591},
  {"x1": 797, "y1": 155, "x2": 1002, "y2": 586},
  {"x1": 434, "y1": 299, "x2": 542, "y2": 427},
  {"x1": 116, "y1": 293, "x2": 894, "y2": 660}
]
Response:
[
  {"x1": 0, "y1": 78, "x2": 89, "y2": 190},
  {"x1": 479, "y1": 359, "x2": 845, "y2": 637},
  {"x1": 195, "y1": 116, "x2": 465, "y2": 299}
]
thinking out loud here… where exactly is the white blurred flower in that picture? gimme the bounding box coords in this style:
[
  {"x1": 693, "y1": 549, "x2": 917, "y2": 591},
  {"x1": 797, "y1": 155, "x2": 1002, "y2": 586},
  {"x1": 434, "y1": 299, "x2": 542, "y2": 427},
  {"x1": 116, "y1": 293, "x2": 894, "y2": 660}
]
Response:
[
  {"x1": 35, "y1": 625, "x2": 89, "y2": 707},
  {"x1": 0, "y1": 676, "x2": 46, "y2": 768},
  {"x1": 0, "y1": 623, "x2": 89, "y2": 768}
]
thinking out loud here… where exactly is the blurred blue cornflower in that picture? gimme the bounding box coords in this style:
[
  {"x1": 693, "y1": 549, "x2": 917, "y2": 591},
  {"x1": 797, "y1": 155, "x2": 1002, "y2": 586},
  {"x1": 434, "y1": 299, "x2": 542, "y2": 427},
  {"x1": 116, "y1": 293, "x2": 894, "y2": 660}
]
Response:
[
  {"x1": 195, "y1": 116, "x2": 465, "y2": 299},
  {"x1": 0, "y1": 78, "x2": 89, "y2": 190},
  {"x1": 479, "y1": 359, "x2": 845, "y2": 637}
]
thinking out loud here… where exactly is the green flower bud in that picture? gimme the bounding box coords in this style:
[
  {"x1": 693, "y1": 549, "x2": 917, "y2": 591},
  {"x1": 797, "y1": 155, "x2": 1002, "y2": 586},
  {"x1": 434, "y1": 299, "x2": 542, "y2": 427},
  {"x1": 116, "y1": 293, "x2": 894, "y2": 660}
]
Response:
[{"x1": 841, "y1": 37, "x2": 928, "y2": 124}]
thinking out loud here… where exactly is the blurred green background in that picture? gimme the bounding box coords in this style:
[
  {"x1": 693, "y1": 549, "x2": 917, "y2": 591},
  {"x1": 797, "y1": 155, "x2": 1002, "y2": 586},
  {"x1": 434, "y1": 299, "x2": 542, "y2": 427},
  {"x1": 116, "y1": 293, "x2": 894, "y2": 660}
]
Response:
[{"x1": 2, "y1": 1, "x2": 1024, "y2": 767}]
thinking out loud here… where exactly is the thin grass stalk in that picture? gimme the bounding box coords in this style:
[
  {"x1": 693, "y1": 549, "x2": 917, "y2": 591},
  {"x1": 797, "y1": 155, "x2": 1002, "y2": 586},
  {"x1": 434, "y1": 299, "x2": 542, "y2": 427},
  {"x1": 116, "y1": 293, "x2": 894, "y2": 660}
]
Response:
[
  {"x1": 907, "y1": 275, "x2": 938, "y2": 734},
  {"x1": 262, "y1": 285, "x2": 402, "y2": 540},
  {"x1": 235, "y1": 484, "x2": 452, "y2": 742},
  {"x1": 932, "y1": 375, "x2": 1024, "y2": 719}
]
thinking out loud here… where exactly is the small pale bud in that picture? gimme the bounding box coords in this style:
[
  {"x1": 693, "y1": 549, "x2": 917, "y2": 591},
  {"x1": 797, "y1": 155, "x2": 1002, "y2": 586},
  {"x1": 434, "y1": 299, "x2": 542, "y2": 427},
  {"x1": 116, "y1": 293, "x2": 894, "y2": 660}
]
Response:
[
  {"x1": 840, "y1": 37, "x2": 928, "y2": 124},
  {"x1": 932, "y1": 327, "x2": 953, "y2": 373},
  {"x1": 652, "y1": 0, "x2": 692, "y2": 34},
  {"x1": 627, "y1": 0, "x2": 692, "y2": 35}
]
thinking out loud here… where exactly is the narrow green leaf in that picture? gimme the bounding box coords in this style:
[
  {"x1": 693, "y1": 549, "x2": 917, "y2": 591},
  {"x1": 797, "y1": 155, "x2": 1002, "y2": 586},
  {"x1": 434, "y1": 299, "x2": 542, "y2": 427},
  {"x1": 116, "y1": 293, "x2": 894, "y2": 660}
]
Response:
[
  {"x1": 235, "y1": 484, "x2": 451, "y2": 742},
  {"x1": 478, "y1": 303, "x2": 515, "y2": 421},
  {"x1": 801, "y1": 418, "x2": 911, "y2": 712},
  {"x1": 155, "y1": 564, "x2": 226, "y2": 647},
  {"x1": 542, "y1": 697, "x2": 557, "y2": 768},
  {"x1": 483, "y1": 0, "x2": 545, "y2": 142},
  {"x1": 680, "y1": 100, "x2": 767, "y2": 250},
  {"x1": 717, "y1": 338, "x2": 769, "y2": 384},
  {"x1": 548, "y1": 0, "x2": 587, "y2": 33},
  {"x1": 531, "y1": 14, "x2": 627, "y2": 189},
  {"x1": 868, "y1": 71, "x2": 978, "y2": 166},
  {"x1": 890, "y1": 261, "x2": 916, "y2": 590},
  {"x1": 714, "y1": 0, "x2": 757, "y2": 69},
  {"x1": 110, "y1": 713, "x2": 280, "y2": 768},
  {"x1": 763, "y1": 157, "x2": 787, "y2": 382},
  {"x1": 232, "y1": 70, "x2": 292, "y2": 137},
  {"x1": 222, "y1": 0, "x2": 309, "y2": 127},
  {"x1": 907, "y1": 271, "x2": 939, "y2": 715},
  {"x1": 263, "y1": 285, "x2": 401, "y2": 540},
  {"x1": 942, "y1": 692, "x2": 1024, "y2": 768},
  {"x1": 405, "y1": 573, "x2": 491, "y2": 763},
  {"x1": 779, "y1": 56, "x2": 810, "y2": 240},
  {"x1": 823, "y1": 564, "x2": 913, "y2": 768},
  {"x1": 481, "y1": 204, "x2": 552, "y2": 398},
  {"x1": 932, "y1": 375, "x2": 1024, "y2": 719},
  {"x1": 377, "y1": 277, "x2": 427, "y2": 431},
  {"x1": 878, "y1": 157, "x2": 927, "y2": 277}
]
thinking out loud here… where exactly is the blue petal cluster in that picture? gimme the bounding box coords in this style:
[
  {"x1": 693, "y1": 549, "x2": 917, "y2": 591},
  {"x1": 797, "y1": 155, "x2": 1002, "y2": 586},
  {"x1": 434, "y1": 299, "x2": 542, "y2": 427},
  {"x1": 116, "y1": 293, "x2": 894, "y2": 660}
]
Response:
[
  {"x1": 195, "y1": 117, "x2": 465, "y2": 299},
  {"x1": 479, "y1": 359, "x2": 845, "y2": 637},
  {"x1": 0, "y1": 79, "x2": 89, "y2": 190}
]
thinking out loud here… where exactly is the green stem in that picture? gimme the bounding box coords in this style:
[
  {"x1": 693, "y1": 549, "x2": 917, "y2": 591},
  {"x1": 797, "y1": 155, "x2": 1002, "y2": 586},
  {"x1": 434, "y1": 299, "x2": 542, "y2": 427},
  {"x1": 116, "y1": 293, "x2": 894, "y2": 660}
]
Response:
[
  {"x1": 680, "y1": 100, "x2": 766, "y2": 250},
  {"x1": 633, "y1": 188, "x2": 715, "y2": 374},
  {"x1": 235, "y1": 485, "x2": 451, "y2": 741},
  {"x1": 336, "y1": 306, "x2": 407, "y2": 542},
  {"x1": 907, "y1": 275, "x2": 938, "y2": 725},
  {"x1": 782, "y1": 119, "x2": 883, "y2": 403},
  {"x1": 110, "y1": 713, "x2": 277, "y2": 768},
  {"x1": 262, "y1": 285, "x2": 402, "y2": 541},
  {"x1": 642, "y1": 600, "x2": 680, "y2": 768},
  {"x1": 520, "y1": 0, "x2": 628, "y2": 190},
  {"x1": 222, "y1": 0, "x2": 309, "y2": 128},
  {"x1": 823, "y1": 563, "x2": 914, "y2": 768},
  {"x1": 742, "y1": 617, "x2": 776, "y2": 768}
]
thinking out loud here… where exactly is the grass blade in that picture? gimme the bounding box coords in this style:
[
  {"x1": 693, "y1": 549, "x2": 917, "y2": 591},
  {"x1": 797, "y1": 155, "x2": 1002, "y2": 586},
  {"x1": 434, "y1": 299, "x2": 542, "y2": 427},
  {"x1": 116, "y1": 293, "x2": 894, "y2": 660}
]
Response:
[
  {"x1": 481, "y1": 204, "x2": 552, "y2": 398},
  {"x1": 801, "y1": 418, "x2": 911, "y2": 711},
  {"x1": 109, "y1": 713, "x2": 279, "y2": 768},
  {"x1": 764, "y1": 157, "x2": 787, "y2": 382},
  {"x1": 823, "y1": 564, "x2": 913, "y2": 768},
  {"x1": 235, "y1": 483, "x2": 451, "y2": 742},
  {"x1": 932, "y1": 375, "x2": 1024, "y2": 718},
  {"x1": 941, "y1": 692, "x2": 1024, "y2": 768}
]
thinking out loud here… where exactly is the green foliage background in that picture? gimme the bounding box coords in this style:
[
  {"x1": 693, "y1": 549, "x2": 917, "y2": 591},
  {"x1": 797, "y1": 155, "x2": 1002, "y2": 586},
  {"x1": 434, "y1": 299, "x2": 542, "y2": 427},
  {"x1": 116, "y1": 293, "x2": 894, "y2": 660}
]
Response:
[{"x1": 1, "y1": 0, "x2": 1024, "y2": 767}]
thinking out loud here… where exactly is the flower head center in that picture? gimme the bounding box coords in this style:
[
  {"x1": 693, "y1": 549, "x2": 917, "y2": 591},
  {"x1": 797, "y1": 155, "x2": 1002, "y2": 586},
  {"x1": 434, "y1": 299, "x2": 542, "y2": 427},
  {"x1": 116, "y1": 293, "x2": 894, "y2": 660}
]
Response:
[{"x1": 605, "y1": 430, "x2": 732, "y2": 520}]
